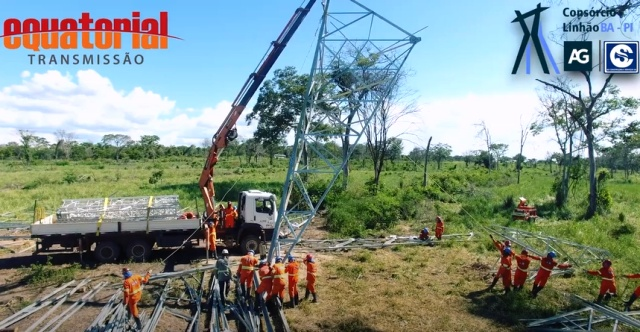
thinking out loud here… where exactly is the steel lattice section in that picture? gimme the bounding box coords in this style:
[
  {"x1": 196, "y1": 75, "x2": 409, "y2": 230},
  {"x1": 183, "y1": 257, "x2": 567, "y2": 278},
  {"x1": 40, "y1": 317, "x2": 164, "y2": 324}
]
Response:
[
  {"x1": 56, "y1": 195, "x2": 181, "y2": 223},
  {"x1": 268, "y1": 0, "x2": 421, "y2": 261}
]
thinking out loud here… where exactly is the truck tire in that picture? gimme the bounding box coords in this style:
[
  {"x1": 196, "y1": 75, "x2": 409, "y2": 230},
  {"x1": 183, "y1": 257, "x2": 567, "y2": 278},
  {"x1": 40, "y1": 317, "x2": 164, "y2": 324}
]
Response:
[
  {"x1": 240, "y1": 234, "x2": 260, "y2": 255},
  {"x1": 94, "y1": 241, "x2": 121, "y2": 263},
  {"x1": 125, "y1": 239, "x2": 152, "y2": 262}
]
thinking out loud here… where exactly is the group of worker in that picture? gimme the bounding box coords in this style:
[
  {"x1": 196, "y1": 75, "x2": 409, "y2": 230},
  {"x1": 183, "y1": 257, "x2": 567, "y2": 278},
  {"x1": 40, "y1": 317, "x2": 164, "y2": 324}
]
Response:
[
  {"x1": 204, "y1": 201, "x2": 239, "y2": 259},
  {"x1": 487, "y1": 234, "x2": 640, "y2": 311},
  {"x1": 419, "y1": 216, "x2": 445, "y2": 241}
]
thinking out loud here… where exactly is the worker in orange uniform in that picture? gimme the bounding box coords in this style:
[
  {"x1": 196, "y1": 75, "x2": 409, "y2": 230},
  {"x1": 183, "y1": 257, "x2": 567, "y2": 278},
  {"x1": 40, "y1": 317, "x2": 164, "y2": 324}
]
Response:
[
  {"x1": 303, "y1": 253, "x2": 318, "y2": 303},
  {"x1": 513, "y1": 249, "x2": 541, "y2": 290},
  {"x1": 622, "y1": 273, "x2": 640, "y2": 311},
  {"x1": 586, "y1": 259, "x2": 617, "y2": 304},
  {"x1": 419, "y1": 227, "x2": 430, "y2": 241},
  {"x1": 270, "y1": 256, "x2": 287, "y2": 307},
  {"x1": 204, "y1": 219, "x2": 218, "y2": 259},
  {"x1": 487, "y1": 235, "x2": 513, "y2": 290},
  {"x1": 256, "y1": 259, "x2": 273, "y2": 304},
  {"x1": 236, "y1": 250, "x2": 259, "y2": 296},
  {"x1": 434, "y1": 216, "x2": 444, "y2": 240},
  {"x1": 488, "y1": 247, "x2": 514, "y2": 293},
  {"x1": 223, "y1": 201, "x2": 237, "y2": 229},
  {"x1": 531, "y1": 251, "x2": 572, "y2": 298},
  {"x1": 285, "y1": 254, "x2": 300, "y2": 307},
  {"x1": 122, "y1": 267, "x2": 151, "y2": 331}
]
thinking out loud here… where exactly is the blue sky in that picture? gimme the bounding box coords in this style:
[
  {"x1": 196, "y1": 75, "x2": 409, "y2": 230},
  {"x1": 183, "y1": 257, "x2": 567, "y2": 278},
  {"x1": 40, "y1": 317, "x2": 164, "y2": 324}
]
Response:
[{"x1": 1, "y1": 0, "x2": 639, "y2": 159}]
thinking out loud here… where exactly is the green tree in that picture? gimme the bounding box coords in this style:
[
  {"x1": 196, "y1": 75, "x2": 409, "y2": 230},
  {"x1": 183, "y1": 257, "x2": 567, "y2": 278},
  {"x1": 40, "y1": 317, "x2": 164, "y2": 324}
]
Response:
[
  {"x1": 431, "y1": 143, "x2": 452, "y2": 170},
  {"x1": 101, "y1": 134, "x2": 133, "y2": 160}
]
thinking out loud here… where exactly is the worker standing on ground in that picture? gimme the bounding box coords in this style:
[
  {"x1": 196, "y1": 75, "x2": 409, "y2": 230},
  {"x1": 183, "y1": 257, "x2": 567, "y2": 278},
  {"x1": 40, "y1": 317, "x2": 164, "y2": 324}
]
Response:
[
  {"x1": 531, "y1": 251, "x2": 572, "y2": 298},
  {"x1": 236, "y1": 250, "x2": 259, "y2": 296},
  {"x1": 256, "y1": 259, "x2": 273, "y2": 304},
  {"x1": 223, "y1": 201, "x2": 237, "y2": 229},
  {"x1": 303, "y1": 253, "x2": 318, "y2": 303},
  {"x1": 216, "y1": 249, "x2": 231, "y2": 305},
  {"x1": 122, "y1": 268, "x2": 151, "y2": 331},
  {"x1": 512, "y1": 249, "x2": 541, "y2": 290},
  {"x1": 622, "y1": 273, "x2": 640, "y2": 311},
  {"x1": 487, "y1": 248, "x2": 513, "y2": 293},
  {"x1": 487, "y1": 235, "x2": 513, "y2": 290},
  {"x1": 586, "y1": 259, "x2": 617, "y2": 304},
  {"x1": 435, "y1": 216, "x2": 444, "y2": 240},
  {"x1": 419, "y1": 227, "x2": 430, "y2": 241},
  {"x1": 270, "y1": 256, "x2": 287, "y2": 307},
  {"x1": 285, "y1": 254, "x2": 300, "y2": 307},
  {"x1": 205, "y1": 219, "x2": 218, "y2": 259}
]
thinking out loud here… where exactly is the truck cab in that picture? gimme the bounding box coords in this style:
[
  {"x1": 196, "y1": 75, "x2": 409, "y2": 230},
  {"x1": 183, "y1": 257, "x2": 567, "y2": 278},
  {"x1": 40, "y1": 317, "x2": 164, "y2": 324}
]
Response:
[{"x1": 219, "y1": 190, "x2": 278, "y2": 254}]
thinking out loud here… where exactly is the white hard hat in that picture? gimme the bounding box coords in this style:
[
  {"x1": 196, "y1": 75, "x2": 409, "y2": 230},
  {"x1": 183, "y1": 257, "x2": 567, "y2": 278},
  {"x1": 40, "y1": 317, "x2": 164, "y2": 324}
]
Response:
[
  {"x1": 519, "y1": 197, "x2": 526, "y2": 201},
  {"x1": 221, "y1": 249, "x2": 229, "y2": 255}
]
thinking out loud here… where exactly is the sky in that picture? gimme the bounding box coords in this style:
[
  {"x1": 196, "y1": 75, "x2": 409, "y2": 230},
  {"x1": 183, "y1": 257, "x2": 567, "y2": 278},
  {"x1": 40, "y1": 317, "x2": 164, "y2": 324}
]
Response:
[{"x1": 1, "y1": 0, "x2": 640, "y2": 160}]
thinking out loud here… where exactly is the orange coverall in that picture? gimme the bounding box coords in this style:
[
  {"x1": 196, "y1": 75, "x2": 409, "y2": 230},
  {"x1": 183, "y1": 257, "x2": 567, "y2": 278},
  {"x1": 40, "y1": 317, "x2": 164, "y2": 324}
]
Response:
[
  {"x1": 531, "y1": 257, "x2": 571, "y2": 298},
  {"x1": 587, "y1": 267, "x2": 617, "y2": 296},
  {"x1": 626, "y1": 274, "x2": 640, "y2": 297},
  {"x1": 513, "y1": 254, "x2": 541, "y2": 288},
  {"x1": 270, "y1": 263, "x2": 287, "y2": 301},
  {"x1": 256, "y1": 265, "x2": 273, "y2": 299},
  {"x1": 304, "y1": 260, "x2": 317, "y2": 294},
  {"x1": 205, "y1": 221, "x2": 217, "y2": 253},
  {"x1": 237, "y1": 254, "x2": 259, "y2": 290},
  {"x1": 123, "y1": 272, "x2": 150, "y2": 318},
  {"x1": 497, "y1": 254, "x2": 513, "y2": 291},
  {"x1": 223, "y1": 205, "x2": 237, "y2": 228},
  {"x1": 285, "y1": 261, "x2": 300, "y2": 301},
  {"x1": 435, "y1": 219, "x2": 444, "y2": 240}
]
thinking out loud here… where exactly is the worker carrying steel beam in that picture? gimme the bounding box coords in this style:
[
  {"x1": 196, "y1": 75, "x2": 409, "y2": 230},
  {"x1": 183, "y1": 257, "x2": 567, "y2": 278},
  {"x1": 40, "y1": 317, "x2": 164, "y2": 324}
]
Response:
[
  {"x1": 216, "y1": 249, "x2": 232, "y2": 305},
  {"x1": 487, "y1": 234, "x2": 513, "y2": 290},
  {"x1": 237, "y1": 250, "x2": 259, "y2": 296},
  {"x1": 270, "y1": 256, "x2": 287, "y2": 308},
  {"x1": 531, "y1": 251, "x2": 572, "y2": 298},
  {"x1": 303, "y1": 253, "x2": 318, "y2": 303},
  {"x1": 586, "y1": 259, "x2": 617, "y2": 304},
  {"x1": 122, "y1": 267, "x2": 151, "y2": 331},
  {"x1": 512, "y1": 249, "x2": 541, "y2": 290},
  {"x1": 435, "y1": 216, "x2": 444, "y2": 240},
  {"x1": 256, "y1": 259, "x2": 273, "y2": 305},
  {"x1": 286, "y1": 254, "x2": 300, "y2": 308},
  {"x1": 622, "y1": 273, "x2": 640, "y2": 311}
]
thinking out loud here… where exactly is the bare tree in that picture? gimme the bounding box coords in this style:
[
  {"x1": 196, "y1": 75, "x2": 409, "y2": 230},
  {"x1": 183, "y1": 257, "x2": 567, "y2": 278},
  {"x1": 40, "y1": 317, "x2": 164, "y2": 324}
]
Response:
[
  {"x1": 537, "y1": 76, "x2": 639, "y2": 218},
  {"x1": 476, "y1": 121, "x2": 493, "y2": 170},
  {"x1": 54, "y1": 129, "x2": 76, "y2": 160},
  {"x1": 490, "y1": 143, "x2": 509, "y2": 169},
  {"x1": 516, "y1": 116, "x2": 534, "y2": 184}
]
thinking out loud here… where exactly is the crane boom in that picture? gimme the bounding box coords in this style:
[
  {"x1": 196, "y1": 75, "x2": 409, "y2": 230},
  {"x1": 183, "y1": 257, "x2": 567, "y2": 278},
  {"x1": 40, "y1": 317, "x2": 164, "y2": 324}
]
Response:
[{"x1": 199, "y1": 0, "x2": 317, "y2": 220}]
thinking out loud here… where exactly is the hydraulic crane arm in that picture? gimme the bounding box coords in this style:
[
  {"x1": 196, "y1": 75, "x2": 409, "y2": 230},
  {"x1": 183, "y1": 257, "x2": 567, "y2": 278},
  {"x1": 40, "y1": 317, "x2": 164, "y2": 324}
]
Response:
[{"x1": 199, "y1": 0, "x2": 317, "y2": 221}]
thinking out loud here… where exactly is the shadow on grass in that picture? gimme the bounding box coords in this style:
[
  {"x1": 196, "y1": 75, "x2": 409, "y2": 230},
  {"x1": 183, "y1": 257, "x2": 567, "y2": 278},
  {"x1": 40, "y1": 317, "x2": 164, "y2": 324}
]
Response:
[
  {"x1": 158, "y1": 180, "x2": 287, "y2": 203},
  {"x1": 465, "y1": 288, "x2": 577, "y2": 329},
  {"x1": 316, "y1": 315, "x2": 384, "y2": 332}
]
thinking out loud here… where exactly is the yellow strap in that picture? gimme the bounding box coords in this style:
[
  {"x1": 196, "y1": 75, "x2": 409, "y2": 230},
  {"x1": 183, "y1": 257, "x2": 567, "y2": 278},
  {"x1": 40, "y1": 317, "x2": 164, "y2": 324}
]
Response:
[
  {"x1": 242, "y1": 266, "x2": 254, "y2": 270},
  {"x1": 146, "y1": 196, "x2": 154, "y2": 234},
  {"x1": 602, "y1": 277, "x2": 614, "y2": 281},
  {"x1": 96, "y1": 197, "x2": 109, "y2": 236},
  {"x1": 517, "y1": 267, "x2": 528, "y2": 272},
  {"x1": 541, "y1": 266, "x2": 552, "y2": 272},
  {"x1": 274, "y1": 275, "x2": 286, "y2": 279}
]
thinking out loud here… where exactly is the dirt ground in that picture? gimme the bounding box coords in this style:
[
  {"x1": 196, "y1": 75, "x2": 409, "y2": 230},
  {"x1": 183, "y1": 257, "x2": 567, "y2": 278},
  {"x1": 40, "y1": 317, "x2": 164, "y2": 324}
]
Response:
[{"x1": 0, "y1": 224, "x2": 555, "y2": 332}]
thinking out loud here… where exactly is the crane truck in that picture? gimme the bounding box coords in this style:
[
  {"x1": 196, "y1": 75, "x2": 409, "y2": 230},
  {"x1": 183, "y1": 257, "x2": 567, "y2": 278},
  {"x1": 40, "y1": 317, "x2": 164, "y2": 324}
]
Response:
[{"x1": 29, "y1": 0, "x2": 317, "y2": 262}]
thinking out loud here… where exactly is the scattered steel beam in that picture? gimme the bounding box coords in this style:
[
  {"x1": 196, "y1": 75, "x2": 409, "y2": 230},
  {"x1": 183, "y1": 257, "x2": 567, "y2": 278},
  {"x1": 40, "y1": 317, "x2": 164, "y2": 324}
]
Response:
[
  {"x1": 141, "y1": 279, "x2": 171, "y2": 332},
  {"x1": 25, "y1": 278, "x2": 91, "y2": 332},
  {"x1": 283, "y1": 233, "x2": 474, "y2": 252},
  {"x1": 0, "y1": 280, "x2": 76, "y2": 329},
  {"x1": 48, "y1": 282, "x2": 107, "y2": 332}
]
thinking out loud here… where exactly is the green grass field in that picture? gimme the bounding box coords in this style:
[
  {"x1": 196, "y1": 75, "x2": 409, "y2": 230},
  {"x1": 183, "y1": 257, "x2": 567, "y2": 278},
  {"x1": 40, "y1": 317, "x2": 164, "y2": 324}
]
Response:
[{"x1": 1, "y1": 157, "x2": 639, "y2": 330}]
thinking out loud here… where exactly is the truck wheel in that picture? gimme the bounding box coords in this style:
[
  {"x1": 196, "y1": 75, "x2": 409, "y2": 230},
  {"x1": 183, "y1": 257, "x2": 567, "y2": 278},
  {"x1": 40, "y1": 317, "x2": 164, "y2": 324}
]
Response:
[
  {"x1": 240, "y1": 234, "x2": 260, "y2": 255},
  {"x1": 125, "y1": 240, "x2": 152, "y2": 262},
  {"x1": 94, "y1": 241, "x2": 121, "y2": 263}
]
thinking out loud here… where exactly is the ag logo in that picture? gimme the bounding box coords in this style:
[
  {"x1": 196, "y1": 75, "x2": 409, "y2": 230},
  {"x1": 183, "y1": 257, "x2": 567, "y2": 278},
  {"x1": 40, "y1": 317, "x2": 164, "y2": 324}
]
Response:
[
  {"x1": 564, "y1": 41, "x2": 592, "y2": 72},
  {"x1": 603, "y1": 41, "x2": 639, "y2": 74}
]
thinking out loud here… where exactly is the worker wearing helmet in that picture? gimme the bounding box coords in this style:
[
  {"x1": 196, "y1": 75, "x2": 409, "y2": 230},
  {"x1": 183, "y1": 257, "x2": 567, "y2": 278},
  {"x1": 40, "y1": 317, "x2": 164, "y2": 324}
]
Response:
[
  {"x1": 487, "y1": 235, "x2": 514, "y2": 290},
  {"x1": 303, "y1": 253, "x2": 318, "y2": 303},
  {"x1": 216, "y1": 249, "x2": 231, "y2": 305},
  {"x1": 270, "y1": 257, "x2": 287, "y2": 307},
  {"x1": 531, "y1": 251, "x2": 572, "y2": 298},
  {"x1": 236, "y1": 250, "x2": 259, "y2": 296},
  {"x1": 204, "y1": 219, "x2": 218, "y2": 259},
  {"x1": 122, "y1": 267, "x2": 151, "y2": 331},
  {"x1": 419, "y1": 227, "x2": 430, "y2": 241},
  {"x1": 435, "y1": 216, "x2": 445, "y2": 240},
  {"x1": 622, "y1": 272, "x2": 640, "y2": 311},
  {"x1": 256, "y1": 259, "x2": 273, "y2": 305},
  {"x1": 488, "y1": 248, "x2": 514, "y2": 293},
  {"x1": 223, "y1": 202, "x2": 237, "y2": 229},
  {"x1": 285, "y1": 254, "x2": 300, "y2": 307},
  {"x1": 586, "y1": 259, "x2": 617, "y2": 304},
  {"x1": 513, "y1": 249, "x2": 542, "y2": 290}
]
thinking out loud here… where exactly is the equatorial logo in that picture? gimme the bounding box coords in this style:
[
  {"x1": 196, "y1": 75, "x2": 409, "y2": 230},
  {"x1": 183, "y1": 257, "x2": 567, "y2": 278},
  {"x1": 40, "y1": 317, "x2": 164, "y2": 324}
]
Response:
[
  {"x1": 564, "y1": 41, "x2": 592, "y2": 72},
  {"x1": 602, "y1": 41, "x2": 639, "y2": 74},
  {"x1": 511, "y1": 3, "x2": 560, "y2": 75}
]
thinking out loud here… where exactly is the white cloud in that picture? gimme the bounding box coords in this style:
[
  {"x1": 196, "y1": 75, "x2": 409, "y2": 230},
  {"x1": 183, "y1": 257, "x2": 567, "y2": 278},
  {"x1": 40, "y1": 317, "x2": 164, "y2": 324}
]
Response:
[
  {"x1": 0, "y1": 69, "x2": 257, "y2": 148},
  {"x1": 0, "y1": 69, "x2": 638, "y2": 162}
]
